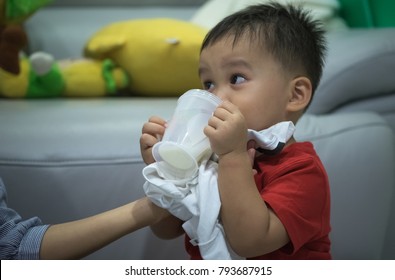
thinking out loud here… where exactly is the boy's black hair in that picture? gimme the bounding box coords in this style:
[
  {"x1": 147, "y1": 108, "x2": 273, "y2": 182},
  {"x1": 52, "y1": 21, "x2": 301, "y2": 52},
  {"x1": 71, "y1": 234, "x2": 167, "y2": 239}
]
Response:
[{"x1": 201, "y1": 2, "x2": 327, "y2": 96}]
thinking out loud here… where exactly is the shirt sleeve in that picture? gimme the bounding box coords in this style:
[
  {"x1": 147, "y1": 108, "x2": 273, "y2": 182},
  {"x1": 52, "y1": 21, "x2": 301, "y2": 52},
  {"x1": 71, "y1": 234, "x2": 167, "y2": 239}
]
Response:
[
  {"x1": 0, "y1": 178, "x2": 50, "y2": 260},
  {"x1": 260, "y1": 155, "x2": 331, "y2": 254}
]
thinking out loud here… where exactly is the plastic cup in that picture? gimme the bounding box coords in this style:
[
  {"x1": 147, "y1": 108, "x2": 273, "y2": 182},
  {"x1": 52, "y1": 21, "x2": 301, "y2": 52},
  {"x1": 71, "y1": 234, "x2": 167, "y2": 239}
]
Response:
[{"x1": 152, "y1": 89, "x2": 222, "y2": 179}]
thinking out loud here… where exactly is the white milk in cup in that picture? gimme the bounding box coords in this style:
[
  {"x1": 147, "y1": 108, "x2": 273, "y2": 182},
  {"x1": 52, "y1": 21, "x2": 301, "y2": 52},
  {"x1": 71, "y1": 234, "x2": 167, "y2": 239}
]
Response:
[{"x1": 152, "y1": 89, "x2": 222, "y2": 179}]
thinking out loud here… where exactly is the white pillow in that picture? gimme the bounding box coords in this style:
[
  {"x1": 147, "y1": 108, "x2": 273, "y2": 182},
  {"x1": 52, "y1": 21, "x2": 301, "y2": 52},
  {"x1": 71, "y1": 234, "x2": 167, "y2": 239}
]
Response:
[{"x1": 190, "y1": 0, "x2": 347, "y2": 31}]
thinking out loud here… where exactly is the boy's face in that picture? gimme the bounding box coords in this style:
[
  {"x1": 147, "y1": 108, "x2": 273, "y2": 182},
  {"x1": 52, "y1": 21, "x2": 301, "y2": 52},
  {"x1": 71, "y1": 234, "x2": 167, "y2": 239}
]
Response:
[{"x1": 199, "y1": 35, "x2": 294, "y2": 131}]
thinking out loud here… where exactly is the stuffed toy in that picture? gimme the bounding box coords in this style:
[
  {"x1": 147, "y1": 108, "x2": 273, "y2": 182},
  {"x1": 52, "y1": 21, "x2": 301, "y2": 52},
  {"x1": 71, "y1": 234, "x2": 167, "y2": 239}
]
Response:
[
  {"x1": 84, "y1": 18, "x2": 208, "y2": 97},
  {"x1": 0, "y1": 51, "x2": 129, "y2": 98},
  {"x1": 58, "y1": 56, "x2": 129, "y2": 97}
]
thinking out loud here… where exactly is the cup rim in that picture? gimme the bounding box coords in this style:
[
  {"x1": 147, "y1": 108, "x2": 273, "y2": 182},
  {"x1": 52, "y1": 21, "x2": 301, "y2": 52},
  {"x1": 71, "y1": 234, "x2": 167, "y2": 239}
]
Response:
[{"x1": 180, "y1": 89, "x2": 222, "y2": 107}]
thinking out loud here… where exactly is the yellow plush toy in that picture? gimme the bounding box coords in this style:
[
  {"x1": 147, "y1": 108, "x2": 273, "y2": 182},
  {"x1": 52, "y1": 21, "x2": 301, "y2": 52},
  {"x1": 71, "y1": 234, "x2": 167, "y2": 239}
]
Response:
[
  {"x1": 84, "y1": 18, "x2": 208, "y2": 97},
  {"x1": 60, "y1": 58, "x2": 129, "y2": 97}
]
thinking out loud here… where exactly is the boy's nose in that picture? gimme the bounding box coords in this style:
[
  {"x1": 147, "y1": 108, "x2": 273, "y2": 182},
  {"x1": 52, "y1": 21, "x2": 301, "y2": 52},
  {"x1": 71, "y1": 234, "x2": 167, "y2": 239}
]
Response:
[{"x1": 211, "y1": 88, "x2": 228, "y2": 101}]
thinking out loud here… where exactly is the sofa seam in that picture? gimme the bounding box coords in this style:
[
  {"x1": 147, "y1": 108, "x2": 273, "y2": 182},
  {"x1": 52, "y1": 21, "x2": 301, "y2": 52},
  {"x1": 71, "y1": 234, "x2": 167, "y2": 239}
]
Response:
[{"x1": 0, "y1": 157, "x2": 144, "y2": 167}]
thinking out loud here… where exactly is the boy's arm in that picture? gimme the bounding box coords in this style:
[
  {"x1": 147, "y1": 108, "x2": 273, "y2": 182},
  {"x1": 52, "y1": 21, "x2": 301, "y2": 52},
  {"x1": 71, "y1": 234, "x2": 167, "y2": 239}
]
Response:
[
  {"x1": 205, "y1": 101, "x2": 289, "y2": 258},
  {"x1": 217, "y1": 152, "x2": 289, "y2": 258}
]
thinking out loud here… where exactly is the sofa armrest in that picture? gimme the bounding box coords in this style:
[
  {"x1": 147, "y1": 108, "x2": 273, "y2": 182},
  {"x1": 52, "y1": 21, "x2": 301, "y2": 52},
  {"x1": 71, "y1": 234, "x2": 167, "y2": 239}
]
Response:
[
  {"x1": 309, "y1": 28, "x2": 395, "y2": 115},
  {"x1": 296, "y1": 112, "x2": 395, "y2": 259}
]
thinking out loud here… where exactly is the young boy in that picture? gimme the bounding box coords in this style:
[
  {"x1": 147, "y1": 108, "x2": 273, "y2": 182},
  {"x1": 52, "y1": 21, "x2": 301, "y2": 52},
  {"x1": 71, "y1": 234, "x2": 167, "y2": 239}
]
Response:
[{"x1": 140, "y1": 3, "x2": 331, "y2": 259}]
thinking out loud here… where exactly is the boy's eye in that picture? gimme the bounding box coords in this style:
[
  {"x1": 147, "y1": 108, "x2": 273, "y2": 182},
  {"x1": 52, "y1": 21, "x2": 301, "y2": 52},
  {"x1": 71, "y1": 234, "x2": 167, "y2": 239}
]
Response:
[
  {"x1": 203, "y1": 81, "x2": 214, "y2": 90},
  {"x1": 230, "y1": 74, "x2": 246, "y2": 84}
]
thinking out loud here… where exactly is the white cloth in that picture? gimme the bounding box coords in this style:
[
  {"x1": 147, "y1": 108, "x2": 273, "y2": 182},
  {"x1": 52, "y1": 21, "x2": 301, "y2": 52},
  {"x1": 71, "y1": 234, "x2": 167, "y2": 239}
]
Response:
[
  {"x1": 248, "y1": 121, "x2": 295, "y2": 152},
  {"x1": 143, "y1": 121, "x2": 295, "y2": 259},
  {"x1": 143, "y1": 158, "x2": 241, "y2": 259}
]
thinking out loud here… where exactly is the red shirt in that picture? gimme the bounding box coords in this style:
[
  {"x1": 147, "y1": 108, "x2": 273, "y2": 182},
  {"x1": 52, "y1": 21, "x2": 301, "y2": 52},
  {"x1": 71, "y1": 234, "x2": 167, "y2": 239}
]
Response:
[{"x1": 185, "y1": 142, "x2": 331, "y2": 259}]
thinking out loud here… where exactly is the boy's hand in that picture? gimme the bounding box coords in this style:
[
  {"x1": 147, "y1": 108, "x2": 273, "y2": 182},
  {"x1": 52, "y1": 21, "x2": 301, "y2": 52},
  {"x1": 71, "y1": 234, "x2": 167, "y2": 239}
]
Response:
[
  {"x1": 140, "y1": 116, "x2": 167, "y2": 165},
  {"x1": 204, "y1": 101, "x2": 248, "y2": 157}
]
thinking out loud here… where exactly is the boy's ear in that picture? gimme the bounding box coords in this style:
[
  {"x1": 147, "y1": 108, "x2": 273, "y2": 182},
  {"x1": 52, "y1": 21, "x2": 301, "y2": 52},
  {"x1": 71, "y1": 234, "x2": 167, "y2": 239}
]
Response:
[{"x1": 286, "y1": 76, "x2": 312, "y2": 112}]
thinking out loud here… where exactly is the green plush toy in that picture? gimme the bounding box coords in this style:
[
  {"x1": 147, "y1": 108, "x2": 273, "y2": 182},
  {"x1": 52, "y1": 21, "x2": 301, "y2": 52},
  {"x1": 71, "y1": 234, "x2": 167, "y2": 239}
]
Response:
[{"x1": 84, "y1": 18, "x2": 208, "y2": 97}]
